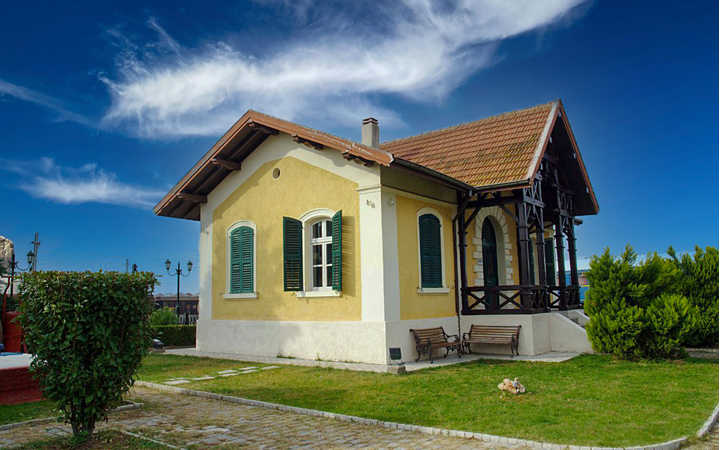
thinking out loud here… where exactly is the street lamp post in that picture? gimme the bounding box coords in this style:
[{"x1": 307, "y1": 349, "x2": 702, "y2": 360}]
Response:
[
  {"x1": 164, "y1": 259, "x2": 192, "y2": 320},
  {"x1": 6, "y1": 250, "x2": 35, "y2": 298}
]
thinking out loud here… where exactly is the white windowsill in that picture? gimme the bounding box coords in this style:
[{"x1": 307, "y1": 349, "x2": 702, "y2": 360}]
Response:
[
  {"x1": 224, "y1": 292, "x2": 258, "y2": 299},
  {"x1": 295, "y1": 290, "x2": 341, "y2": 298},
  {"x1": 417, "y1": 287, "x2": 450, "y2": 295}
]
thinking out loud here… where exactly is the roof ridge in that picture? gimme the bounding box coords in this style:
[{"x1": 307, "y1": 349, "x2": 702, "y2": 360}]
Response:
[
  {"x1": 247, "y1": 109, "x2": 394, "y2": 161},
  {"x1": 380, "y1": 100, "x2": 558, "y2": 148}
]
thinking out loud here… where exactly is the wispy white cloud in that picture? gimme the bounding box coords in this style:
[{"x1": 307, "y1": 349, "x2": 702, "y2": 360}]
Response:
[
  {"x1": 0, "y1": 79, "x2": 93, "y2": 127},
  {"x1": 1, "y1": 158, "x2": 164, "y2": 208},
  {"x1": 101, "y1": 0, "x2": 586, "y2": 138}
]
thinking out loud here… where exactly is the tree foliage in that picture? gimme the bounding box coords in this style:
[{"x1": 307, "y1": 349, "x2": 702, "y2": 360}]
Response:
[
  {"x1": 667, "y1": 246, "x2": 719, "y2": 347},
  {"x1": 149, "y1": 307, "x2": 178, "y2": 326},
  {"x1": 585, "y1": 245, "x2": 718, "y2": 359},
  {"x1": 19, "y1": 271, "x2": 156, "y2": 437}
]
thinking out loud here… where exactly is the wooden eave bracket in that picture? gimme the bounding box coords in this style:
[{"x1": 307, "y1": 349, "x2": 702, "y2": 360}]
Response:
[
  {"x1": 210, "y1": 158, "x2": 242, "y2": 171},
  {"x1": 292, "y1": 134, "x2": 325, "y2": 150},
  {"x1": 176, "y1": 192, "x2": 207, "y2": 203},
  {"x1": 342, "y1": 152, "x2": 375, "y2": 167}
]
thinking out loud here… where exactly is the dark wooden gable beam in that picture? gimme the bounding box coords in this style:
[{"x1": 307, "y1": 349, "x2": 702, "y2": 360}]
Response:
[
  {"x1": 247, "y1": 121, "x2": 278, "y2": 135},
  {"x1": 177, "y1": 192, "x2": 207, "y2": 203},
  {"x1": 228, "y1": 130, "x2": 269, "y2": 161},
  {"x1": 210, "y1": 158, "x2": 242, "y2": 171}
]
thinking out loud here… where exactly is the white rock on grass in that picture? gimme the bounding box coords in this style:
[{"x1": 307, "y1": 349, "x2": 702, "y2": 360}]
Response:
[{"x1": 164, "y1": 380, "x2": 190, "y2": 385}]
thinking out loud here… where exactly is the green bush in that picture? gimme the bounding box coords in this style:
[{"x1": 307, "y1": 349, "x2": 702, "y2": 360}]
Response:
[
  {"x1": 643, "y1": 294, "x2": 694, "y2": 358},
  {"x1": 149, "y1": 307, "x2": 178, "y2": 326},
  {"x1": 151, "y1": 325, "x2": 196, "y2": 346},
  {"x1": 19, "y1": 271, "x2": 156, "y2": 437},
  {"x1": 667, "y1": 246, "x2": 719, "y2": 347},
  {"x1": 585, "y1": 245, "x2": 719, "y2": 359}
]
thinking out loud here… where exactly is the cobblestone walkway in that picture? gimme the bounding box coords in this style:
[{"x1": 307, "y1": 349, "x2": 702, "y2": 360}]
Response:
[{"x1": 0, "y1": 387, "x2": 520, "y2": 449}]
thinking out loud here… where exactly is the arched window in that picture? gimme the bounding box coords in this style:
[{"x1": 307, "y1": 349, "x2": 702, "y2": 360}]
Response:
[
  {"x1": 418, "y1": 210, "x2": 444, "y2": 289},
  {"x1": 226, "y1": 221, "x2": 256, "y2": 298},
  {"x1": 481, "y1": 218, "x2": 499, "y2": 308}
]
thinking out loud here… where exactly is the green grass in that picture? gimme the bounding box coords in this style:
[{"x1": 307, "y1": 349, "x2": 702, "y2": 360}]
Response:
[
  {"x1": 15, "y1": 430, "x2": 167, "y2": 449},
  {"x1": 0, "y1": 400, "x2": 56, "y2": 425},
  {"x1": 138, "y1": 354, "x2": 718, "y2": 447}
]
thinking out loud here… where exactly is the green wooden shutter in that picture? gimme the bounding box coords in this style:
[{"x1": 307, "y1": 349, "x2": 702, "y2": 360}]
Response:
[
  {"x1": 331, "y1": 210, "x2": 342, "y2": 291},
  {"x1": 544, "y1": 238, "x2": 556, "y2": 285},
  {"x1": 283, "y1": 217, "x2": 303, "y2": 291},
  {"x1": 230, "y1": 226, "x2": 254, "y2": 293},
  {"x1": 419, "y1": 214, "x2": 442, "y2": 288}
]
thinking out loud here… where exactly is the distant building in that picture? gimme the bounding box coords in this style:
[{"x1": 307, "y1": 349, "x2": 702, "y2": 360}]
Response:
[{"x1": 152, "y1": 294, "x2": 199, "y2": 315}]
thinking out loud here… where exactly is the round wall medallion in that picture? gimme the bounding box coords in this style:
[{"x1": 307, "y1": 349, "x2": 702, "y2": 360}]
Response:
[{"x1": 272, "y1": 168, "x2": 281, "y2": 179}]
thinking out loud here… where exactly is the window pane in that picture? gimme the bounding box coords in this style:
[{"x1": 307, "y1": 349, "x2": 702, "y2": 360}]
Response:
[
  {"x1": 326, "y1": 220, "x2": 332, "y2": 238},
  {"x1": 326, "y1": 266, "x2": 333, "y2": 286},
  {"x1": 312, "y1": 222, "x2": 322, "y2": 239},
  {"x1": 313, "y1": 267, "x2": 323, "y2": 287},
  {"x1": 313, "y1": 245, "x2": 322, "y2": 266},
  {"x1": 326, "y1": 243, "x2": 332, "y2": 263}
]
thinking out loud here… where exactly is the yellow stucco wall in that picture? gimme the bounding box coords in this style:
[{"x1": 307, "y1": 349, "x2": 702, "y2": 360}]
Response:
[
  {"x1": 211, "y1": 156, "x2": 361, "y2": 321},
  {"x1": 395, "y1": 194, "x2": 457, "y2": 320}
]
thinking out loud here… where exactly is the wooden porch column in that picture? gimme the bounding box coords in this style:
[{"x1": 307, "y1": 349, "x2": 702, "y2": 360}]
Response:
[
  {"x1": 532, "y1": 182, "x2": 547, "y2": 311},
  {"x1": 567, "y1": 220, "x2": 580, "y2": 306},
  {"x1": 457, "y1": 191, "x2": 470, "y2": 313},
  {"x1": 515, "y1": 197, "x2": 532, "y2": 309},
  {"x1": 554, "y1": 220, "x2": 567, "y2": 309}
]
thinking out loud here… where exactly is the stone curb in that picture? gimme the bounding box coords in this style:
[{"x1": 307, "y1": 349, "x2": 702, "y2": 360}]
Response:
[
  {"x1": 136, "y1": 381, "x2": 717, "y2": 450},
  {"x1": 696, "y1": 404, "x2": 719, "y2": 438},
  {"x1": 0, "y1": 401, "x2": 143, "y2": 431}
]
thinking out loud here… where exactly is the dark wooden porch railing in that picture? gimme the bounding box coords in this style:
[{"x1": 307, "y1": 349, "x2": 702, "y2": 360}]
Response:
[{"x1": 463, "y1": 285, "x2": 582, "y2": 314}]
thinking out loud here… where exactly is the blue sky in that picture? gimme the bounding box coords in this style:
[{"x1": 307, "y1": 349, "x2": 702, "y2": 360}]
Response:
[{"x1": 0, "y1": 1, "x2": 716, "y2": 293}]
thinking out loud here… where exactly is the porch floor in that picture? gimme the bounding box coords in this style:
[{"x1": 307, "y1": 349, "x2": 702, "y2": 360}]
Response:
[{"x1": 164, "y1": 348, "x2": 579, "y2": 373}]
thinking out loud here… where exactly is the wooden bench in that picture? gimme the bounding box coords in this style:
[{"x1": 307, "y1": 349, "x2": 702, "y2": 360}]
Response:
[
  {"x1": 410, "y1": 327, "x2": 461, "y2": 363},
  {"x1": 462, "y1": 325, "x2": 521, "y2": 356}
]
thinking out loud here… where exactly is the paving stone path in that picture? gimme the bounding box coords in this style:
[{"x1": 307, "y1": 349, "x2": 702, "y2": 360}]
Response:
[
  {"x1": 161, "y1": 365, "x2": 276, "y2": 385},
  {"x1": 0, "y1": 386, "x2": 518, "y2": 449}
]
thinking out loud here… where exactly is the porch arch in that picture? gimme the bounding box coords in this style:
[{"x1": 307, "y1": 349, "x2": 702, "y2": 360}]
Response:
[{"x1": 472, "y1": 207, "x2": 514, "y2": 286}]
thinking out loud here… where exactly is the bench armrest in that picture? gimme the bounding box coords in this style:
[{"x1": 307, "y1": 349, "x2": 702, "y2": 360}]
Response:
[{"x1": 462, "y1": 332, "x2": 470, "y2": 341}]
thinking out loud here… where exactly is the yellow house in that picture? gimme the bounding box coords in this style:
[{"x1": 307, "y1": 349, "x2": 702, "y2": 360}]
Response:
[{"x1": 155, "y1": 100, "x2": 599, "y2": 365}]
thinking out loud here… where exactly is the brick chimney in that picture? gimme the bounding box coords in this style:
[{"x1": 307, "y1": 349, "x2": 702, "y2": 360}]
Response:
[{"x1": 361, "y1": 117, "x2": 379, "y2": 148}]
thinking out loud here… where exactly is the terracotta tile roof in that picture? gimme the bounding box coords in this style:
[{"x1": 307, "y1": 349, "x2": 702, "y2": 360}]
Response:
[{"x1": 381, "y1": 101, "x2": 558, "y2": 188}]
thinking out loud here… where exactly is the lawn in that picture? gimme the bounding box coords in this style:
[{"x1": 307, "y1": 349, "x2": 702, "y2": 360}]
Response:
[
  {"x1": 0, "y1": 400, "x2": 56, "y2": 426},
  {"x1": 137, "y1": 354, "x2": 718, "y2": 447}
]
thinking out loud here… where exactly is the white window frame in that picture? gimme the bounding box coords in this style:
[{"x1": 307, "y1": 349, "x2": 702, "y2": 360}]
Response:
[
  {"x1": 416, "y1": 207, "x2": 449, "y2": 294},
  {"x1": 295, "y1": 208, "x2": 341, "y2": 298},
  {"x1": 224, "y1": 220, "x2": 257, "y2": 299}
]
